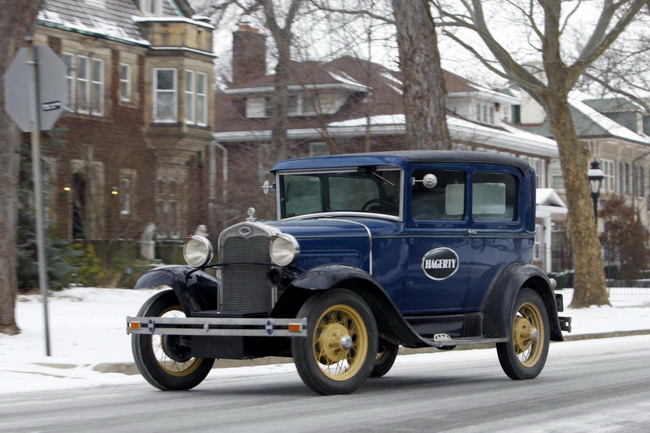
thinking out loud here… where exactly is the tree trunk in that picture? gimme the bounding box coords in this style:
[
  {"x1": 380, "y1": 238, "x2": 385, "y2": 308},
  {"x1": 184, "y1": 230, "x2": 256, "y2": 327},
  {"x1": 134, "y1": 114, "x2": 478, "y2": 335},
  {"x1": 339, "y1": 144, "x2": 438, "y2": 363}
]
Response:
[
  {"x1": 0, "y1": 0, "x2": 43, "y2": 335},
  {"x1": 392, "y1": 0, "x2": 451, "y2": 150},
  {"x1": 547, "y1": 99, "x2": 610, "y2": 307}
]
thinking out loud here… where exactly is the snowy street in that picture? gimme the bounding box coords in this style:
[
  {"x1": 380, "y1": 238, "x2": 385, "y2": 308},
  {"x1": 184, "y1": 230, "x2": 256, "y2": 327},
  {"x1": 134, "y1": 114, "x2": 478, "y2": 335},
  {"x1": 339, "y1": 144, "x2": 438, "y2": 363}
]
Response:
[{"x1": 0, "y1": 287, "x2": 648, "y2": 395}]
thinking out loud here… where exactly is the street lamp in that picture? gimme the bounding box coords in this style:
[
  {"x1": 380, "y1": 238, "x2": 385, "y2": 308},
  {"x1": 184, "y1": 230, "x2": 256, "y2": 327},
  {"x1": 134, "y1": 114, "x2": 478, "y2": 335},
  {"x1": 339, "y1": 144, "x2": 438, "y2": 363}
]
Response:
[{"x1": 588, "y1": 160, "x2": 605, "y2": 219}]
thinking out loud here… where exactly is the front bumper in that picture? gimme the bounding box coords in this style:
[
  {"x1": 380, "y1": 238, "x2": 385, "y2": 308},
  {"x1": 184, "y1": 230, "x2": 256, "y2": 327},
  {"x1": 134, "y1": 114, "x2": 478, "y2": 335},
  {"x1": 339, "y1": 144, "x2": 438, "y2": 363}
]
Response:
[{"x1": 126, "y1": 316, "x2": 308, "y2": 337}]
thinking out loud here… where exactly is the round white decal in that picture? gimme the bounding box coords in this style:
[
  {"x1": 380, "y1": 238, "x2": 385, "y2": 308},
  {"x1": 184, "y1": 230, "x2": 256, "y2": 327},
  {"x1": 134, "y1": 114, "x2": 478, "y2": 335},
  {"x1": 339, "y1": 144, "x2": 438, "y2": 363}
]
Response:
[{"x1": 421, "y1": 247, "x2": 460, "y2": 281}]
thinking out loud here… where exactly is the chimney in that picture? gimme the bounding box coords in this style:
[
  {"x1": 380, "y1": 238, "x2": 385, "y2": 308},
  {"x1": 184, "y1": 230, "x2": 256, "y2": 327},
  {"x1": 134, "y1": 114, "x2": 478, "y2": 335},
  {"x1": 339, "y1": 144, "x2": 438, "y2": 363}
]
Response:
[{"x1": 232, "y1": 24, "x2": 267, "y2": 85}]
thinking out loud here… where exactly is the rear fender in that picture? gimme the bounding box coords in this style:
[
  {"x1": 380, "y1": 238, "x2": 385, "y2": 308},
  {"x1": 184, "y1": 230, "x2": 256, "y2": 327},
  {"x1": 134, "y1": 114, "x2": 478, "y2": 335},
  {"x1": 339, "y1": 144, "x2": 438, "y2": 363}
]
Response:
[
  {"x1": 133, "y1": 265, "x2": 220, "y2": 316},
  {"x1": 482, "y1": 263, "x2": 563, "y2": 341}
]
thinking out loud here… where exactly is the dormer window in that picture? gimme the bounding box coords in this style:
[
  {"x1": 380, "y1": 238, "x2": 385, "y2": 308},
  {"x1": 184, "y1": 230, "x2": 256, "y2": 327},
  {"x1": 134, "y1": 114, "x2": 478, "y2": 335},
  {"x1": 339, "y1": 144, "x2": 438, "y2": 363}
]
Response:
[{"x1": 140, "y1": 0, "x2": 162, "y2": 15}]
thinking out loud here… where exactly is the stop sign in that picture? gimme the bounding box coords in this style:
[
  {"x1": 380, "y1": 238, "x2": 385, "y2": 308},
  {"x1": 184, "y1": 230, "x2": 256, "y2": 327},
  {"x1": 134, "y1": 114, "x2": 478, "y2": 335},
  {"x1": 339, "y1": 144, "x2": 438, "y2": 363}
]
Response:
[{"x1": 4, "y1": 44, "x2": 66, "y2": 132}]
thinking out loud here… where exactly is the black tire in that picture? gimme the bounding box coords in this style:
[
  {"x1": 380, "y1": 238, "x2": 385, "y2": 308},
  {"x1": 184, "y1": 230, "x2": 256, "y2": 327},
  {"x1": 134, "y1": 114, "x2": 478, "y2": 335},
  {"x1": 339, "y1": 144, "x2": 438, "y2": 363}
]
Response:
[
  {"x1": 132, "y1": 290, "x2": 215, "y2": 390},
  {"x1": 370, "y1": 339, "x2": 399, "y2": 378},
  {"x1": 496, "y1": 288, "x2": 550, "y2": 380},
  {"x1": 292, "y1": 289, "x2": 378, "y2": 395}
]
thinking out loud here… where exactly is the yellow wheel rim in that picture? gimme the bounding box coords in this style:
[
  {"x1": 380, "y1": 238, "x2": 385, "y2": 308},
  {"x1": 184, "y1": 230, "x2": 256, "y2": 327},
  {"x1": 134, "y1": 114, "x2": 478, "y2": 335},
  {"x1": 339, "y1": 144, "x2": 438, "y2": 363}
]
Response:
[
  {"x1": 153, "y1": 306, "x2": 203, "y2": 377},
  {"x1": 512, "y1": 301, "x2": 544, "y2": 367},
  {"x1": 312, "y1": 304, "x2": 369, "y2": 381}
]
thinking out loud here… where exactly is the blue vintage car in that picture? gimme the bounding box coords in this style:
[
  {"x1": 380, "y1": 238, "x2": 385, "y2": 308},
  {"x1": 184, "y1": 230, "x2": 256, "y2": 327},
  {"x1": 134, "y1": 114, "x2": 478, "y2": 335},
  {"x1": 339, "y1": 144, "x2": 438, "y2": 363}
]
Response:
[{"x1": 127, "y1": 151, "x2": 571, "y2": 395}]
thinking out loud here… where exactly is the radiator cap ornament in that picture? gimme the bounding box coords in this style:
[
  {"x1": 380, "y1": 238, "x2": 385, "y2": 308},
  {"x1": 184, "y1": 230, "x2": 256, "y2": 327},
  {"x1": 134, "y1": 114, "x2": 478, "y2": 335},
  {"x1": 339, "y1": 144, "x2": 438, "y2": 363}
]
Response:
[{"x1": 246, "y1": 207, "x2": 256, "y2": 222}]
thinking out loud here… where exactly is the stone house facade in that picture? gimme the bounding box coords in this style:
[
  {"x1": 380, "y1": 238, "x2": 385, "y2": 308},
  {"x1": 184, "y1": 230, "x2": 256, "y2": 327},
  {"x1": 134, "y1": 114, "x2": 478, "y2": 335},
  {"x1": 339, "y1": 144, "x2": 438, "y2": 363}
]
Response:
[{"x1": 32, "y1": 0, "x2": 214, "y2": 247}]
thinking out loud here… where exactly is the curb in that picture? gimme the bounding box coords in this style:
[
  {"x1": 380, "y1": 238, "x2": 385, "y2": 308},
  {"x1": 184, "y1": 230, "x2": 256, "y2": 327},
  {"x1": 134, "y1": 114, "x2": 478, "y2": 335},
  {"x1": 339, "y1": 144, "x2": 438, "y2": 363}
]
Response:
[{"x1": 84, "y1": 329, "x2": 650, "y2": 376}]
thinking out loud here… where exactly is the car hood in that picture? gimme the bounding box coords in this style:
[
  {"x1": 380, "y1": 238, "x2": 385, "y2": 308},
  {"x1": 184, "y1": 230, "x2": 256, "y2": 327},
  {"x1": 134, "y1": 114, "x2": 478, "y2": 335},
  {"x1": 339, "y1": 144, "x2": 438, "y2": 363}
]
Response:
[{"x1": 264, "y1": 217, "x2": 401, "y2": 238}]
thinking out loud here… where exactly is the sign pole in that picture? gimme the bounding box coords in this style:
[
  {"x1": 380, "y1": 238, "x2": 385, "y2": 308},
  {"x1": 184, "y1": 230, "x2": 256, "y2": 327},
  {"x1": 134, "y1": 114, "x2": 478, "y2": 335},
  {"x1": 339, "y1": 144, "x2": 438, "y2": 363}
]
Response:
[{"x1": 27, "y1": 38, "x2": 52, "y2": 356}]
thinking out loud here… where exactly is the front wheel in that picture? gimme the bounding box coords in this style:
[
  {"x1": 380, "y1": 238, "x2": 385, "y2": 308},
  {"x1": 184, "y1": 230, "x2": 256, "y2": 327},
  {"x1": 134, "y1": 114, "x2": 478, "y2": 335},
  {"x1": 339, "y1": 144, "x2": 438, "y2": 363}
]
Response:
[
  {"x1": 496, "y1": 288, "x2": 550, "y2": 380},
  {"x1": 132, "y1": 290, "x2": 215, "y2": 390},
  {"x1": 292, "y1": 289, "x2": 378, "y2": 395}
]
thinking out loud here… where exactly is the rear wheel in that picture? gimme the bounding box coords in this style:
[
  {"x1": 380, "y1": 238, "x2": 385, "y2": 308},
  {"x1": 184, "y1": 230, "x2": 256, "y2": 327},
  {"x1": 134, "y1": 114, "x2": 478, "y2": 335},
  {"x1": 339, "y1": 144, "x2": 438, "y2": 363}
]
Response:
[
  {"x1": 496, "y1": 288, "x2": 550, "y2": 380},
  {"x1": 370, "y1": 339, "x2": 399, "y2": 378},
  {"x1": 132, "y1": 290, "x2": 214, "y2": 390},
  {"x1": 292, "y1": 289, "x2": 378, "y2": 395}
]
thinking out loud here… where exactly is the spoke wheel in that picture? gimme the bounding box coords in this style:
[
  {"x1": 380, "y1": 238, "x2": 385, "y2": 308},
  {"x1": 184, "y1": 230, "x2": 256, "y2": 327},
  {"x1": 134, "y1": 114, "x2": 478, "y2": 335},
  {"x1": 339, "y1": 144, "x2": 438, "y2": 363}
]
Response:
[
  {"x1": 293, "y1": 289, "x2": 377, "y2": 395},
  {"x1": 497, "y1": 288, "x2": 550, "y2": 380},
  {"x1": 132, "y1": 290, "x2": 215, "y2": 390},
  {"x1": 370, "y1": 339, "x2": 399, "y2": 378}
]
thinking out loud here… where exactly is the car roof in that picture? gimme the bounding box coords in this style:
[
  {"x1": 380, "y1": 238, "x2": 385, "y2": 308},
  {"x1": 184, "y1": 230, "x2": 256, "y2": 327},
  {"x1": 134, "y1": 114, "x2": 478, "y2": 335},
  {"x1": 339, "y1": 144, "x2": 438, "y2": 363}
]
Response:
[{"x1": 271, "y1": 150, "x2": 531, "y2": 173}]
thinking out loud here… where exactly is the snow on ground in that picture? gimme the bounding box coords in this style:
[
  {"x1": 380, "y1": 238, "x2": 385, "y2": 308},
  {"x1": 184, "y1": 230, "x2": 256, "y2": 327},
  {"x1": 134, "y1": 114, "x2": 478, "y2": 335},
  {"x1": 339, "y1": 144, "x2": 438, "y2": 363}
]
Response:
[{"x1": 0, "y1": 287, "x2": 649, "y2": 395}]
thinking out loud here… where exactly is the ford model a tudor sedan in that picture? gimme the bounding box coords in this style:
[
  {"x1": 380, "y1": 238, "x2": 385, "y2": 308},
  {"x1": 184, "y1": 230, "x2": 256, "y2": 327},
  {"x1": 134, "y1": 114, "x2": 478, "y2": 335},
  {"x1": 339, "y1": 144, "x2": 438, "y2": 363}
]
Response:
[{"x1": 127, "y1": 151, "x2": 571, "y2": 395}]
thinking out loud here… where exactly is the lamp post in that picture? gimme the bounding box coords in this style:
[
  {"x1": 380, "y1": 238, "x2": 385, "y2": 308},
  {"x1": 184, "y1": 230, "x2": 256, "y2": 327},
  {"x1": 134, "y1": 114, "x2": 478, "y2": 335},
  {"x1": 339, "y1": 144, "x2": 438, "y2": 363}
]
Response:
[{"x1": 588, "y1": 160, "x2": 605, "y2": 219}]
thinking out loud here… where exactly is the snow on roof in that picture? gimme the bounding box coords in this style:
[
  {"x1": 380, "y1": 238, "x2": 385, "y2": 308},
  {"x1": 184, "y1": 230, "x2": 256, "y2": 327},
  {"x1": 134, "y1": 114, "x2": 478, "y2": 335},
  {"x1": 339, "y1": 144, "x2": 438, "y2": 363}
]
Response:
[
  {"x1": 536, "y1": 188, "x2": 567, "y2": 207},
  {"x1": 570, "y1": 91, "x2": 650, "y2": 145},
  {"x1": 326, "y1": 70, "x2": 369, "y2": 92},
  {"x1": 328, "y1": 114, "x2": 558, "y2": 157},
  {"x1": 38, "y1": 7, "x2": 150, "y2": 46}
]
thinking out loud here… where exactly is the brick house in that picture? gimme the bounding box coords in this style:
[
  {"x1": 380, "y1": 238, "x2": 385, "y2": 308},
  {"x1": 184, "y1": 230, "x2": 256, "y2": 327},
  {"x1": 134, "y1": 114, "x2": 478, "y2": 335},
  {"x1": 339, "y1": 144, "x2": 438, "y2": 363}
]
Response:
[
  {"x1": 33, "y1": 0, "x2": 214, "y2": 247},
  {"x1": 211, "y1": 26, "x2": 565, "y2": 270}
]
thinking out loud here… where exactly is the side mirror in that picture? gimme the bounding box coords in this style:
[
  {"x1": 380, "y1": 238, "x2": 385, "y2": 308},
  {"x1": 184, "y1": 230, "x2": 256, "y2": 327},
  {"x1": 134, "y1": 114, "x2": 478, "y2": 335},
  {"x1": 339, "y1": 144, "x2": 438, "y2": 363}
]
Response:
[
  {"x1": 261, "y1": 180, "x2": 276, "y2": 195},
  {"x1": 412, "y1": 173, "x2": 438, "y2": 189}
]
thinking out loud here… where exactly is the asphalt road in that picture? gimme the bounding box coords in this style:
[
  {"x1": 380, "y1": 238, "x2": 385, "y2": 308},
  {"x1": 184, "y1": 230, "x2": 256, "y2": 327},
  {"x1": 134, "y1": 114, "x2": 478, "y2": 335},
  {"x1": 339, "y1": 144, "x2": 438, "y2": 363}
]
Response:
[{"x1": 1, "y1": 335, "x2": 649, "y2": 433}]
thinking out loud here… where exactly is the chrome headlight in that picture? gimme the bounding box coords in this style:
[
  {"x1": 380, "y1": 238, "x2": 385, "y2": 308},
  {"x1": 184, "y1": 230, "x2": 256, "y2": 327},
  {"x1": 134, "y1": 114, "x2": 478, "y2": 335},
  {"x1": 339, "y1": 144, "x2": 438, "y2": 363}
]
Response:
[
  {"x1": 183, "y1": 235, "x2": 214, "y2": 268},
  {"x1": 269, "y1": 233, "x2": 300, "y2": 266}
]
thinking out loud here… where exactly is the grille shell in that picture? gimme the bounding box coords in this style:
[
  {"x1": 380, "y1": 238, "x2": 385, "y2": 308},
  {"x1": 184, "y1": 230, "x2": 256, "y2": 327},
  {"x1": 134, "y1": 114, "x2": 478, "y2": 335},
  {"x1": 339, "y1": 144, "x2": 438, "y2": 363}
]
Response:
[{"x1": 218, "y1": 222, "x2": 276, "y2": 311}]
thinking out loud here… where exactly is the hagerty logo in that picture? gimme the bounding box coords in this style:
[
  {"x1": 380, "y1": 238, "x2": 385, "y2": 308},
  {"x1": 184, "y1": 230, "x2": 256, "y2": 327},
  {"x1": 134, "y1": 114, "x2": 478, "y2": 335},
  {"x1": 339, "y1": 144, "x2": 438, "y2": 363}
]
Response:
[{"x1": 422, "y1": 247, "x2": 460, "y2": 280}]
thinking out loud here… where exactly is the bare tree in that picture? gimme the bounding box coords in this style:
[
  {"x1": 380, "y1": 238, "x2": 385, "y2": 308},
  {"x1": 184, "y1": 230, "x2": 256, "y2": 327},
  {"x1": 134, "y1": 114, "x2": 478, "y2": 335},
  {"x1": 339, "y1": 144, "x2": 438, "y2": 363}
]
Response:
[
  {"x1": 1, "y1": 0, "x2": 43, "y2": 335},
  {"x1": 392, "y1": 0, "x2": 451, "y2": 149},
  {"x1": 431, "y1": 0, "x2": 648, "y2": 307}
]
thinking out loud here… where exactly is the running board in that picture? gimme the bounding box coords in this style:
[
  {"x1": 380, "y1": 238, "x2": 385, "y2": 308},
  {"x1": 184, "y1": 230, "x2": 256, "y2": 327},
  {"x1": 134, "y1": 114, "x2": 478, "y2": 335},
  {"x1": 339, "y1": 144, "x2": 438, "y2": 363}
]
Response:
[{"x1": 426, "y1": 334, "x2": 508, "y2": 348}]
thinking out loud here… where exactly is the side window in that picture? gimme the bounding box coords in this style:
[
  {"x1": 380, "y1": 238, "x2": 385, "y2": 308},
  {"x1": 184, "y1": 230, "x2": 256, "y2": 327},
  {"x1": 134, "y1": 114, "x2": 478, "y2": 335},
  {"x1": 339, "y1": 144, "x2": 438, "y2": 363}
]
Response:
[
  {"x1": 412, "y1": 170, "x2": 466, "y2": 221},
  {"x1": 472, "y1": 171, "x2": 518, "y2": 222}
]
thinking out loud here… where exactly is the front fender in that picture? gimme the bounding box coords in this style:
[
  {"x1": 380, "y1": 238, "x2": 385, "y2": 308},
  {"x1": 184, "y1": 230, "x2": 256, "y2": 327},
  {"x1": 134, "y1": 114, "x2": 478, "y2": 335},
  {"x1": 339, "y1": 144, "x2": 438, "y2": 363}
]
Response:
[
  {"x1": 481, "y1": 263, "x2": 563, "y2": 341},
  {"x1": 277, "y1": 264, "x2": 426, "y2": 347},
  {"x1": 133, "y1": 265, "x2": 220, "y2": 316}
]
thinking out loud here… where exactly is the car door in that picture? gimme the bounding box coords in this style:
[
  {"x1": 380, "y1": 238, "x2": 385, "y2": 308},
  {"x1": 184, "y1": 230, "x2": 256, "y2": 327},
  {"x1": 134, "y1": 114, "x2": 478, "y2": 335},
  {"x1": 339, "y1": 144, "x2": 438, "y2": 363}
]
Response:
[{"x1": 398, "y1": 164, "x2": 528, "y2": 314}]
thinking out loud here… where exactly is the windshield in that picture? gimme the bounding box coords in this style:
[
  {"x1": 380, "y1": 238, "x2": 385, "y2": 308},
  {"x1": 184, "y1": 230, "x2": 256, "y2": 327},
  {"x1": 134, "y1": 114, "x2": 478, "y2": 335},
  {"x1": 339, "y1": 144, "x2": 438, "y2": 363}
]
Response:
[{"x1": 278, "y1": 168, "x2": 402, "y2": 219}]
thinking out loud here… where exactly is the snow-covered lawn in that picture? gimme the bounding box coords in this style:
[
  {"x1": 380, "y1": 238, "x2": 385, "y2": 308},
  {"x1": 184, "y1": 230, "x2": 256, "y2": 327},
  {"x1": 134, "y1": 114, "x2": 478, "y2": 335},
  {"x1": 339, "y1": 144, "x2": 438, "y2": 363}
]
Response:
[{"x1": 0, "y1": 287, "x2": 648, "y2": 394}]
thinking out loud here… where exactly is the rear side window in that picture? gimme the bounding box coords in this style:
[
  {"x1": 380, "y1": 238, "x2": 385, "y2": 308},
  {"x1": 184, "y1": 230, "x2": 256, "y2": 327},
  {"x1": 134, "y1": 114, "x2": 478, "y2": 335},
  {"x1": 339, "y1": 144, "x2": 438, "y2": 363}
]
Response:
[
  {"x1": 472, "y1": 172, "x2": 518, "y2": 222},
  {"x1": 412, "y1": 170, "x2": 466, "y2": 221}
]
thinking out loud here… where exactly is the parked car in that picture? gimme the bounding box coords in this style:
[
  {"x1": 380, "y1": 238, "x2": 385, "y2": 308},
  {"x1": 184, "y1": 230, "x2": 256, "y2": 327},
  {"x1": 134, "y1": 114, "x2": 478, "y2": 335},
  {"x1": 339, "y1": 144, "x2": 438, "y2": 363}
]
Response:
[{"x1": 127, "y1": 151, "x2": 571, "y2": 395}]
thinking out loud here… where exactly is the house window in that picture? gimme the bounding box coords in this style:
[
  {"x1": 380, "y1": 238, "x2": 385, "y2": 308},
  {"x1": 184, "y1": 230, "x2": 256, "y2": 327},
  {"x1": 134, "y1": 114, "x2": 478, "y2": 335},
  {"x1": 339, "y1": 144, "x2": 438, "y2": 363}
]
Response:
[
  {"x1": 489, "y1": 105, "x2": 495, "y2": 124},
  {"x1": 77, "y1": 56, "x2": 89, "y2": 113},
  {"x1": 530, "y1": 158, "x2": 546, "y2": 188},
  {"x1": 91, "y1": 58, "x2": 104, "y2": 115},
  {"x1": 120, "y1": 178, "x2": 131, "y2": 216},
  {"x1": 601, "y1": 159, "x2": 615, "y2": 192},
  {"x1": 503, "y1": 105, "x2": 510, "y2": 123},
  {"x1": 550, "y1": 160, "x2": 564, "y2": 189},
  {"x1": 310, "y1": 142, "x2": 329, "y2": 156},
  {"x1": 154, "y1": 68, "x2": 177, "y2": 122},
  {"x1": 196, "y1": 72, "x2": 207, "y2": 125},
  {"x1": 67, "y1": 54, "x2": 103, "y2": 116},
  {"x1": 119, "y1": 63, "x2": 131, "y2": 102},
  {"x1": 140, "y1": 0, "x2": 162, "y2": 15},
  {"x1": 618, "y1": 161, "x2": 631, "y2": 195},
  {"x1": 264, "y1": 97, "x2": 274, "y2": 117},
  {"x1": 287, "y1": 95, "x2": 299, "y2": 115},
  {"x1": 184, "y1": 70, "x2": 195, "y2": 124},
  {"x1": 63, "y1": 53, "x2": 75, "y2": 110},
  {"x1": 636, "y1": 165, "x2": 645, "y2": 198}
]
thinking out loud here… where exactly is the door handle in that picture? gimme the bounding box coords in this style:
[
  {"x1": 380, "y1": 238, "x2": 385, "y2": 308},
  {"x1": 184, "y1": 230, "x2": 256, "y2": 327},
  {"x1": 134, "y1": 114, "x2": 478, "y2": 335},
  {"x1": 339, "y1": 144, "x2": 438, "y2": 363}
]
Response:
[{"x1": 467, "y1": 229, "x2": 478, "y2": 235}]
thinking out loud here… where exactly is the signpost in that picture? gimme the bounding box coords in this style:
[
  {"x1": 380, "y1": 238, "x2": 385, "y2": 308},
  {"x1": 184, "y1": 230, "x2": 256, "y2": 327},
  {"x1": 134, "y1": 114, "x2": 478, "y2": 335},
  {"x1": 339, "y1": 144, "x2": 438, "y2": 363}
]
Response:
[{"x1": 4, "y1": 39, "x2": 66, "y2": 356}]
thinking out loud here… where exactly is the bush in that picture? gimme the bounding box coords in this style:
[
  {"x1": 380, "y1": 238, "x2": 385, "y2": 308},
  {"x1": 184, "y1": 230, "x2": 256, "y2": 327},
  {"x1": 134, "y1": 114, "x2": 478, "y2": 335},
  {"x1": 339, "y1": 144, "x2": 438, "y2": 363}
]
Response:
[{"x1": 549, "y1": 270, "x2": 574, "y2": 289}]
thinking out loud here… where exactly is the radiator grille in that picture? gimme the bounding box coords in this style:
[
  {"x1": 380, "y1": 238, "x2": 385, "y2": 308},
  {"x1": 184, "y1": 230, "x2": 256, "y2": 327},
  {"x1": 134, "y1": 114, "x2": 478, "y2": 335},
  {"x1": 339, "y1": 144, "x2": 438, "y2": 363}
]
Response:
[{"x1": 221, "y1": 234, "x2": 272, "y2": 311}]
